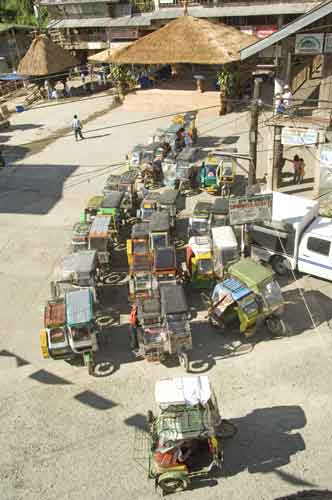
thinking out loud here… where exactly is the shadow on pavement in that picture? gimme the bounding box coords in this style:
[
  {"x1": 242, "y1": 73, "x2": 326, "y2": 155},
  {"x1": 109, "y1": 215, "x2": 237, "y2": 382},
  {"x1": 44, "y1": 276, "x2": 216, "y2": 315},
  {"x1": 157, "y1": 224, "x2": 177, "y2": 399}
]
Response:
[
  {"x1": 9, "y1": 123, "x2": 43, "y2": 131},
  {"x1": 0, "y1": 349, "x2": 30, "y2": 367},
  {"x1": 275, "y1": 490, "x2": 332, "y2": 500},
  {"x1": 223, "y1": 405, "x2": 306, "y2": 476},
  {"x1": 283, "y1": 288, "x2": 332, "y2": 336},
  {"x1": 74, "y1": 390, "x2": 117, "y2": 410},
  {"x1": 0, "y1": 163, "x2": 78, "y2": 214},
  {"x1": 274, "y1": 469, "x2": 316, "y2": 488},
  {"x1": 29, "y1": 368, "x2": 72, "y2": 385}
]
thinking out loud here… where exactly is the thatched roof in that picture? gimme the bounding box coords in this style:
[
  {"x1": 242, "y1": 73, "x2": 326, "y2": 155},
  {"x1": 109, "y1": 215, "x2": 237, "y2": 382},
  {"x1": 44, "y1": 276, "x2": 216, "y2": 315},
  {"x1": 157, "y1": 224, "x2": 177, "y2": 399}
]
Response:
[
  {"x1": 88, "y1": 43, "x2": 132, "y2": 63},
  {"x1": 110, "y1": 16, "x2": 258, "y2": 65},
  {"x1": 18, "y1": 35, "x2": 78, "y2": 76}
]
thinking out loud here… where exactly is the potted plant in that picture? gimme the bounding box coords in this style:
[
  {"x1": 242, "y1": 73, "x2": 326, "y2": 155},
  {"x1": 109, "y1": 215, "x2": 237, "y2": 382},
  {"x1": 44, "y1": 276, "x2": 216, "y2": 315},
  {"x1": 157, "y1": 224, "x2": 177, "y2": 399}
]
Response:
[{"x1": 217, "y1": 66, "x2": 231, "y2": 115}]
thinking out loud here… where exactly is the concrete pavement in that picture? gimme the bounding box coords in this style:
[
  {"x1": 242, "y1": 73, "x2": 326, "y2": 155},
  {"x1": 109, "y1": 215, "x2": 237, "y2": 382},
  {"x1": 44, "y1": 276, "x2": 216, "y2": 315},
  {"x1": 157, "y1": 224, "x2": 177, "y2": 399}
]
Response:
[{"x1": 0, "y1": 96, "x2": 331, "y2": 500}]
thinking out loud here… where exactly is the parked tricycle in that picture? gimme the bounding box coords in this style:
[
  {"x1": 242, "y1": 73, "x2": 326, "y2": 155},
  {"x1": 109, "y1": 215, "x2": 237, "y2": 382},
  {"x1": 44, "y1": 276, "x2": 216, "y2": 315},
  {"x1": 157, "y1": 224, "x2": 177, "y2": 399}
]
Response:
[
  {"x1": 71, "y1": 221, "x2": 91, "y2": 253},
  {"x1": 228, "y1": 258, "x2": 285, "y2": 334},
  {"x1": 176, "y1": 146, "x2": 199, "y2": 192},
  {"x1": 88, "y1": 215, "x2": 112, "y2": 275},
  {"x1": 149, "y1": 212, "x2": 171, "y2": 251},
  {"x1": 158, "y1": 189, "x2": 179, "y2": 229},
  {"x1": 183, "y1": 236, "x2": 214, "y2": 289},
  {"x1": 199, "y1": 155, "x2": 219, "y2": 195},
  {"x1": 98, "y1": 191, "x2": 124, "y2": 240},
  {"x1": 146, "y1": 375, "x2": 237, "y2": 495},
  {"x1": 127, "y1": 222, "x2": 150, "y2": 268},
  {"x1": 40, "y1": 288, "x2": 99, "y2": 375},
  {"x1": 82, "y1": 195, "x2": 104, "y2": 223},
  {"x1": 128, "y1": 252, "x2": 153, "y2": 303},
  {"x1": 153, "y1": 246, "x2": 177, "y2": 284},
  {"x1": 188, "y1": 202, "x2": 213, "y2": 239},
  {"x1": 210, "y1": 197, "x2": 229, "y2": 228},
  {"x1": 211, "y1": 226, "x2": 239, "y2": 279},
  {"x1": 137, "y1": 192, "x2": 160, "y2": 223}
]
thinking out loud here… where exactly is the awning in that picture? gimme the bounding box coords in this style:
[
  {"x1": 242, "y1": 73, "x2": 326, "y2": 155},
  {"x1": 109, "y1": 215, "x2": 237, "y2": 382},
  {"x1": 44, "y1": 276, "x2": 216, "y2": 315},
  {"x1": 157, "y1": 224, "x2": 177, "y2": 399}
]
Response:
[{"x1": 48, "y1": 17, "x2": 114, "y2": 29}]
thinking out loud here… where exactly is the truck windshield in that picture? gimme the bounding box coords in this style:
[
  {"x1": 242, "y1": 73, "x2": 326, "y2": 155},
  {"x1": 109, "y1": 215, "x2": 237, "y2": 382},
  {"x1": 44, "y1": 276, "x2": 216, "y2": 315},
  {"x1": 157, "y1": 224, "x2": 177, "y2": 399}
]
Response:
[{"x1": 50, "y1": 328, "x2": 66, "y2": 344}]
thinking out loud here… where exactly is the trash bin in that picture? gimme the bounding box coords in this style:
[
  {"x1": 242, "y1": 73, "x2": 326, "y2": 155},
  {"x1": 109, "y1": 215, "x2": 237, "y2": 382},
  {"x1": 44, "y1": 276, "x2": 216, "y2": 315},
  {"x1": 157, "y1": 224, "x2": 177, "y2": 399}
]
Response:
[{"x1": 15, "y1": 105, "x2": 25, "y2": 113}]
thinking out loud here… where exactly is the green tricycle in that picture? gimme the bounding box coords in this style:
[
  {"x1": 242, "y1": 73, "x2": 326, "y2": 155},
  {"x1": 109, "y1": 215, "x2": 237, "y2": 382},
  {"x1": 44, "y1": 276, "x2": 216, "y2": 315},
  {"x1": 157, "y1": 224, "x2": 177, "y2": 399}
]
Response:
[{"x1": 143, "y1": 375, "x2": 237, "y2": 495}]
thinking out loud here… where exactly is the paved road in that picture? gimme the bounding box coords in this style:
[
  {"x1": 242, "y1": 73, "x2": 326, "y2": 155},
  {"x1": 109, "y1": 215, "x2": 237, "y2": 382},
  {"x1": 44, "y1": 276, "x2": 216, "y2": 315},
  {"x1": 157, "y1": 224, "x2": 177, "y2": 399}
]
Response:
[{"x1": 0, "y1": 101, "x2": 331, "y2": 500}]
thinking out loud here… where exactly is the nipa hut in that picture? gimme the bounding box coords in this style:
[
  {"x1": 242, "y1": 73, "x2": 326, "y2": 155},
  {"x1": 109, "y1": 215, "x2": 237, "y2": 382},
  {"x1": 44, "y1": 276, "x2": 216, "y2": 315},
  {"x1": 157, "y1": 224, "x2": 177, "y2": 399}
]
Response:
[
  {"x1": 109, "y1": 16, "x2": 257, "y2": 65},
  {"x1": 18, "y1": 34, "x2": 78, "y2": 76},
  {"x1": 88, "y1": 43, "x2": 132, "y2": 64}
]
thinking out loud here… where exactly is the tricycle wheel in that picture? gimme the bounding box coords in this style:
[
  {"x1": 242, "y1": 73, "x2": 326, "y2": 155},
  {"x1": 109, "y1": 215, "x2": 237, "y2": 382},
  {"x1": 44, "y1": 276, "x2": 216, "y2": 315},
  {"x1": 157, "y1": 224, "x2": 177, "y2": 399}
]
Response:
[
  {"x1": 215, "y1": 419, "x2": 238, "y2": 439},
  {"x1": 266, "y1": 316, "x2": 286, "y2": 335},
  {"x1": 158, "y1": 473, "x2": 188, "y2": 494},
  {"x1": 178, "y1": 352, "x2": 189, "y2": 372}
]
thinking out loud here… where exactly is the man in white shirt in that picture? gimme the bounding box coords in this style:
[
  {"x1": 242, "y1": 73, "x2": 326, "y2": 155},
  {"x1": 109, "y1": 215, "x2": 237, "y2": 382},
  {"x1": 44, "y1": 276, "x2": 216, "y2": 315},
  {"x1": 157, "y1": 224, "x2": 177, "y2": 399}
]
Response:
[
  {"x1": 72, "y1": 114, "x2": 84, "y2": 141},
  {"x1": 282, "y1": 85, "x2": 293, "y2": 110}
]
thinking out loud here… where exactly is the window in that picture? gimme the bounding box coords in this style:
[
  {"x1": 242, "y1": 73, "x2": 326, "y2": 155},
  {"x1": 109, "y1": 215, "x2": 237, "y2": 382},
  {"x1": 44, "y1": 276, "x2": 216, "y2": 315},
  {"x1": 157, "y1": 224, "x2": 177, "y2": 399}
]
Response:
[{"x1": 307, "y1": 237, "x2": 331, "y2": 256}]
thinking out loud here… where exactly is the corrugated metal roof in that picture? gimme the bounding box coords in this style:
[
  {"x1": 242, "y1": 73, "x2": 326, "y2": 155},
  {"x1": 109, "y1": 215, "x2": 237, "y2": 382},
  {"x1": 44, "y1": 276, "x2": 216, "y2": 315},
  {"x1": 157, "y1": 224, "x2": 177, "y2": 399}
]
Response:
[
  {"x1": 66, "y1": 288, "x2": 93, "y2": 326},
  {"x1": 221, "y1": 277, "x2": 251, "y2": 301},
  {"x1": 42, "y1": 0, "x2": 116, "y2": 4},
  {"x1": 48, "y1": 17, "x2": 114, "y2": 29},
  {"x1": 109, "y1": 3, "x2": 316, "y2": 28},
  {"x1": 241, "y1": 0, "x2": 332, "y2": 60},
  {"x1": 110, "y1": 14, "x2": 153, "y2": 27},
  {"x1": 89, "y1": 215, "x2": 111, "y2": 236}
]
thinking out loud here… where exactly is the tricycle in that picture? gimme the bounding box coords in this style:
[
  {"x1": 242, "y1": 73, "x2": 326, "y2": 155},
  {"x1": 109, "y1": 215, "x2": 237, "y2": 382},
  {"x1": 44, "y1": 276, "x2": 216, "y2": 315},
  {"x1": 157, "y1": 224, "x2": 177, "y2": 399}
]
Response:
[
  {"x1": 187, "y1": 202, "x2": 213, "y2": 239},
  {"x1": 228, "y1": 258, "x2": 285, "y2": 335},
  {"x1": 210, "y1": 197, "x2": 229, "y2": 228},
  {"x1": 149, "y1": 212, "x2": 171, "y2": 252},
  {"x1": 137, "y1": 192, "x2": 160, "y2": 223},
  {"x1": 98, "y1": 191, "x2": 124, "y2": 240},
  {"x1": 183, "y1": 236, "x2": 214, "y2": 289},
  {"x1": 175, "y1": 146, "x2": 199, "y2": 192},
  {"x1": 145, "y1": 375, "x2": 237, "y2": 495},
  {"x1": 211, "y1": 225, "x2": 239, "y2": 279},
  {"x1": 82, "y1": 195, "x2": 104, "y2": 223},
  {"x1": 40, "y1": 288, "x2": 99, "y2": 375},
  {"x1": 153, "y1": 245, "x2": 177, "y2": 284},
  {"x1": 158, "y1": 189, "x2": 179, "y2": 229},
  {"x1": 71, "y1": 221, "x2": 91, "y2": 253},
  {"x1": 88, "y1": 215, "x2": 113, "y2": 275}
]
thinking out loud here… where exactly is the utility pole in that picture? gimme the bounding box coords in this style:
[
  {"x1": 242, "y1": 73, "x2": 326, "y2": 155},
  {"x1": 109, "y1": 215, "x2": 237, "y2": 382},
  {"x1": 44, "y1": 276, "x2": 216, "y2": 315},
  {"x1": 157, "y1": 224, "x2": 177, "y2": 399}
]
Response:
[
  {"x1": 248, "y1": 76, "x2": 262, "y2": 188},
  {"x1": 272, "y1": 125, "x2": 283, "y2": 190}
]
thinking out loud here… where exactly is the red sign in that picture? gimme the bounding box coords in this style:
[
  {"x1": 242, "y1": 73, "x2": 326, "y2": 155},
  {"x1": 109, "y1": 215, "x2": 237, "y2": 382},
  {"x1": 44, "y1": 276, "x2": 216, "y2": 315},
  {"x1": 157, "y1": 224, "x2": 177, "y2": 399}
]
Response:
[
  {"x1": 240, "y1": 25, "x2": 277, "y2": 39},
  {"x1": 255, "y1": 25, "x2": 278, "y2": 39}
]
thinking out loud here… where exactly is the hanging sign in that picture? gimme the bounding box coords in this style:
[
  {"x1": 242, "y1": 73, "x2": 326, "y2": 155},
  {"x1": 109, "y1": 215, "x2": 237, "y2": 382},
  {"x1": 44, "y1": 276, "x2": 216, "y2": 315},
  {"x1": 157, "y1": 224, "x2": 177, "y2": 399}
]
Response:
[
  {"x1": 281, "y1": 127, "x2": 318, "y2": 146},
  {"x1": 295, "y1": 33, "x2": 324, "y2": 54},
  {"x1": 229, "y1": 194, "x2": 273, "y2": 225}
]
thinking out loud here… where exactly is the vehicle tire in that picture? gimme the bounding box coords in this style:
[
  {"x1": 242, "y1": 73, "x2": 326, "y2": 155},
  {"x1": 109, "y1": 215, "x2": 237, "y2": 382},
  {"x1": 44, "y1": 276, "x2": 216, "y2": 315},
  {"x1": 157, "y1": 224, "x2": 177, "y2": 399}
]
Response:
[
  {"x1": 158, "y1": 474, "x2": 188, "y2": 494},
  {"x1": 266, "y1": 316, "x2": 286, "y2": 335},
  {"x1": 178, "y1": 352, "x2": 189, "y2": 372},
  {"x1": 271, "y1": 256, "x2": 288, "y2": 276}
]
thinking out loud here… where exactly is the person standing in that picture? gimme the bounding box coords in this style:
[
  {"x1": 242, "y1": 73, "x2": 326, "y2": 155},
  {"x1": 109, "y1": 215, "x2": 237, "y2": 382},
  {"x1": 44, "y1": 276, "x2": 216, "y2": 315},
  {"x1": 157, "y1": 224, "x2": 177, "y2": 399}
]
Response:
[
  {"x1": 282, "y1": 85, "x2": 293, "y2": 112},
  {"x1": 298, "y1": 158, "x2": 305, "y2": 184},
  {"x1": 72, "y1": 114, "x2": 84, "y2": 141}
]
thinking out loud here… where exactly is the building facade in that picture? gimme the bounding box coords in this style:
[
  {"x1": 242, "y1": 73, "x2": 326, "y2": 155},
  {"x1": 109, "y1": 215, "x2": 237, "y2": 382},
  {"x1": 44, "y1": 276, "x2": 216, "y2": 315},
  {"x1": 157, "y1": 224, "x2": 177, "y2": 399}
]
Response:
[{"x1": 42, "y1": 0, "x2": 321, "y2": 61}]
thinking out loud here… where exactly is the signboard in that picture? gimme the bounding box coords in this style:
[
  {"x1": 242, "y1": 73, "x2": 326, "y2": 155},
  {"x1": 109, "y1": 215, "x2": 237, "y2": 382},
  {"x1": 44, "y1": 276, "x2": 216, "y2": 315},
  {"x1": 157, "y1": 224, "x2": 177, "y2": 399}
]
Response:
[
  {"x1": 111, "y1": 28, "x2": 138, "y2": 40},
  {"x1": 229, "y1": 194, "x2": 273, "y2": 226},
  {"x1": 324, "y1": 34, "x2": 332, "y2": 53},
  {"x1": 281, "y1": 127, "x2": 318, "y2": 146},
  {"x1": 295, "y1": 33, "x2": 324, "y2": 54},
  {"x1": 240, "y1": 25, "x2": 277, "y2": 38}
]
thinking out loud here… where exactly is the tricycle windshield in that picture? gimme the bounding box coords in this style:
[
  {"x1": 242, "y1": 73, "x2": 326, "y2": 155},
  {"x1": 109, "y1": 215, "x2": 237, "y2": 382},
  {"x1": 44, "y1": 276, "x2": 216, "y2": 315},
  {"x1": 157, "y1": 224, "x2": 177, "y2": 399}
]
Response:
[
  {"x1": 221, "y1": 247, "x2": 239, "y2": 265},
  {"x1": 151, "y1": 233, "x2": 167, "y2": 249},
  {"x1": 177, "y1": 163, "x2": 189, "y2": 178},
  {"x1": 142, "y1": 208, "x2": 153, "y2": 220},
  {"x1": 135, "y1": 274, "x2": 151, "y2": 289},
  {"x1": 71, "y1": 326, "x2": 91, "y2": 342},
  {"x1": 213, "y1": 215, "x2": 226, "y2": 227},
  {"x1": 167, "y1": 313, "x2": 187, "y2": 331},
  {"x1": 143, "y1": 152, "x2": 153, "y2": 163},
  {"x1": 197, "y1": 259, "x2": 213, "y2": 275},
  {"x1": 222, "y1": 163, "x2": 233, "y2": 176},
  {"x1": 143, "y1": 316, "x2": 160, "y2": 326},
  {"x1": 133, "y1": 240, "x2": 149, "y2": 254},
  {"x1": 261, "y1": 279, "x2": 283, "y2": 309},
  {"x1": 50, "y1": 328, "x2": 66, "y2": 344},
  {"x1": 90, "y1": 237, "x2": 108, "y2": 252},
  {"x1": 191, "y1": 218, "x2": 209, "y2": 235},
  {"x1": 206, "y1": 165, "x2": 217, "y2": 177}
]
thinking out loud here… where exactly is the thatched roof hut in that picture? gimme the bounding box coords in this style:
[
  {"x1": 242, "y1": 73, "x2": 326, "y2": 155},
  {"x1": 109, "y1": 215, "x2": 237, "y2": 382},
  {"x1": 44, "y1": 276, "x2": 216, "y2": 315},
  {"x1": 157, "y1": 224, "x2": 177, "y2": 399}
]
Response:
[
  {"x1": 110, "y1": 16, "x2": 258, "y2": 65},
  {"x1": 88, "y1": 43, "x2": 132, "y2": 63},
  {"x1": 18, "y1": 34, "x2": 78, "y2": 76}
]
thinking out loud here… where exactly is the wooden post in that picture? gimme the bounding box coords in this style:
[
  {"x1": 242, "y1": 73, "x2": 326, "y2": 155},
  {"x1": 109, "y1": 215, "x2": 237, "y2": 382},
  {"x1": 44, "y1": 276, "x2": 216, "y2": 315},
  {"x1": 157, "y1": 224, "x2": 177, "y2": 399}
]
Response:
[
  {"x1": 272, "y1": 125, "x2": 283, "y2": 190},
  {"x1": 248, "y1": 77, "x2": 262, "y2": 188}
]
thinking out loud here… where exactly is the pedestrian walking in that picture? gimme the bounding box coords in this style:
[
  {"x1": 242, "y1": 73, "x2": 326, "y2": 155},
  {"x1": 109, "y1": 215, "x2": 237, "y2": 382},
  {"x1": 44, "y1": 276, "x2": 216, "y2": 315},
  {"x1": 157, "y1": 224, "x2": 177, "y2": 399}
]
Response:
[
  {"x1": 72, "y1": 114, "x2": 84, "y2": 141},
  {"x1": 64, "y1": 79, "x2": 71, "y2": 97}
]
